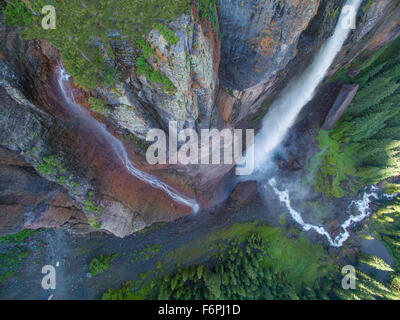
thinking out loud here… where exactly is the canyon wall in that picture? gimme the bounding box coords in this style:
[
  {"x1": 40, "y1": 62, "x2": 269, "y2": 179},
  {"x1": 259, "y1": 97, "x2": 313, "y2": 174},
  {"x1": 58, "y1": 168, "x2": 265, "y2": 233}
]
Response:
[{"x1": 0, "y1": 0, "x2": 399, "y2": 237}]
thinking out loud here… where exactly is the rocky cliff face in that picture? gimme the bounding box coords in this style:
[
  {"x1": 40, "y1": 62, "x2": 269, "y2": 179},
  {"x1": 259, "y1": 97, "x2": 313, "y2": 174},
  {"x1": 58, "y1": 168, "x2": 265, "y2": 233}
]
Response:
[
  {"x1": 0, "y1": 146, "x2": 88, "y2": 236},
  {"x1": 221, "y1": 0, "x2": 400, "y2": 127},
  {"x1": 218, "y1": 0, "x2": 320, "y2": 90},
  {"x1": 0, "y1": 39, "x2": 195, "y2": 237},
  {"x1": 133, "y1": 13, "x2": 220, "y2": 133},
  {"x1": 0, "y1": 0, "x2": 399, "y2": 237},
  {"x1": 333, "y1": 0, "x2": 400, "y2": 75}
]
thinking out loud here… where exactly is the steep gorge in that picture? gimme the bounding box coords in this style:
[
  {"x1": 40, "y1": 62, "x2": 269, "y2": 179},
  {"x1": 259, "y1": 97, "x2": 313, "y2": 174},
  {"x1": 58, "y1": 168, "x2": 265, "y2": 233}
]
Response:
[{"x1": 0, "y1": 0, "x2": 400, "y2": 241}]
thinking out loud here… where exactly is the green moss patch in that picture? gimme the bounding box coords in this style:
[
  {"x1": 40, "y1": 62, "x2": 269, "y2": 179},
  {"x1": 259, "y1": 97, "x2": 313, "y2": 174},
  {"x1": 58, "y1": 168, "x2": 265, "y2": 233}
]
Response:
[{"x1": 89, "y1": 253, "x2": 118, "y2": 276}]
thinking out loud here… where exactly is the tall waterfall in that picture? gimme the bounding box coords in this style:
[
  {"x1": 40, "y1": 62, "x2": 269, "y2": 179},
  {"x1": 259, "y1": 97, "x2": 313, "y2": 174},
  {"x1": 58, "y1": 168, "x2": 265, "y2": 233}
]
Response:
[
  {"x1": 58, "y1": 67, "x2": 199, "y2": 213},
  {"x1": 248, "y1": 0, "x2": 363, "y2": 172},
  {"x1": 247, "y1": 0, "x2": 369, "y2": 247}
]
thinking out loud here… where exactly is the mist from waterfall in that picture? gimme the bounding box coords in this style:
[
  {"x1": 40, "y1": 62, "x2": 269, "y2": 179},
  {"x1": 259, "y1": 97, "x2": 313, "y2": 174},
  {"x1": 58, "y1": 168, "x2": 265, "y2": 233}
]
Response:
[
  {"x1": 57, "y1": 67, "x2": 199, "y2": 213},
  {"x1": 247, "y1": 0, "x2": 363, "y2": 173}
]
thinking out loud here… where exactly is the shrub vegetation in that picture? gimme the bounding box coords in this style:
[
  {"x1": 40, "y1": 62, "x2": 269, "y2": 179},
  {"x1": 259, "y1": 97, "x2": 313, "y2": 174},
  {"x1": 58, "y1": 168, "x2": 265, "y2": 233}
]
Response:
[
  {"x1": 6, "y1": 0, "x2": 190, "y2": 89},
  {"x1": 2, "y1": 0, "x2": 31, "y2": 26},
  {"x1": 88, "y1": 97, "x2": 109, "y2": 116},
  {"x1": 89, "y1": 253, "x2": 118, "y2": 276}
]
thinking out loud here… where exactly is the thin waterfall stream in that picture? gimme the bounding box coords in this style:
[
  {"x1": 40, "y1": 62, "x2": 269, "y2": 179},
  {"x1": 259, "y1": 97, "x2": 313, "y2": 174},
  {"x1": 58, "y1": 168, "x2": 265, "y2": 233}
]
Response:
[{"x1": 57, "y1": 67, "x2": 199, "y2": 213}]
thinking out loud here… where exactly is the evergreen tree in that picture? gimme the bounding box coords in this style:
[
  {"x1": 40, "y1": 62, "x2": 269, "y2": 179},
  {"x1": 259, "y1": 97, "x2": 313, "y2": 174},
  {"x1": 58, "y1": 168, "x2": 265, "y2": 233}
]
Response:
[{"x1": 313, "y1": 35, "x2": 400, "y2": 197}]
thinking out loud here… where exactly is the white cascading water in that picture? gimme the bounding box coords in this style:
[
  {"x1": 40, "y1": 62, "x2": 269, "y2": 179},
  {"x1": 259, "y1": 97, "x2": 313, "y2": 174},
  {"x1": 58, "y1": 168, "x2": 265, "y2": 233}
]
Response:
[
  {"x1": 246, "y1": 0, "x2": 381, "y2": 247},
  {"x1": 58, "y1": 67, "x2": 199, "y2": 213},
  {"x1": 269, "y1": 178, "x2": 397, "y2": 247},
  {"x1": 247, "y1": 0, "x2": 363, "y2": 172},
  {"x1": 269, "y1": 178, "x2": 381, "y2": 247}
]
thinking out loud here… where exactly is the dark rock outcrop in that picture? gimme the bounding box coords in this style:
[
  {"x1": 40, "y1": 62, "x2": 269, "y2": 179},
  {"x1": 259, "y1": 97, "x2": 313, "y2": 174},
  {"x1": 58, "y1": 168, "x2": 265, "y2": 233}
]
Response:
[
  {"x1": 322, "y1": 84, "x2": 359, "y2": 130},
  {"x1": 0, "y1": 146, "x2": 88, "y2": 236},
  {"x1": 229, "y1": 180, "x2": 258, "y2": 206},
  {"x1": 218, "y1": 0, "x2": 320, "y2": 90}
]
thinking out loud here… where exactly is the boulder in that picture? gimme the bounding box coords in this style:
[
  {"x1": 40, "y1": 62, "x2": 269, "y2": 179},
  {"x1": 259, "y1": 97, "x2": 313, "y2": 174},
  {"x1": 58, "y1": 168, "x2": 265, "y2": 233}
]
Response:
[{"x1": 229, "y1": 180, "x2": 257, "y2": 205}]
